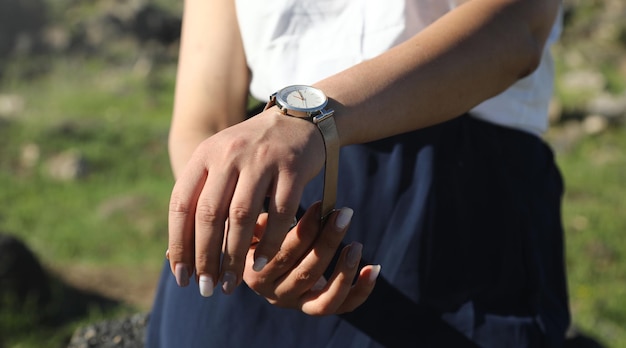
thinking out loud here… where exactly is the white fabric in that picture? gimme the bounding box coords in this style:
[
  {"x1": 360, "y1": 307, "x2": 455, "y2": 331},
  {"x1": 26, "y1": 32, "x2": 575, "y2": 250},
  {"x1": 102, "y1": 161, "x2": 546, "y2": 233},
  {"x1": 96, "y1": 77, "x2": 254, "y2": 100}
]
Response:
[{"x1": 235, "y1": 0, "x2": 562, "y2": 135}]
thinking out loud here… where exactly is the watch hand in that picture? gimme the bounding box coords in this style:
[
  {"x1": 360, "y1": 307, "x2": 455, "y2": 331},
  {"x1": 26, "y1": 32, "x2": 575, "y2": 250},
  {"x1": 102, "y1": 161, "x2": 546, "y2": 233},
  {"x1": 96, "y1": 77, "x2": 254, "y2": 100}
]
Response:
[{"x1": 298, "y1": 90, "x2": 309, "y2": 107}]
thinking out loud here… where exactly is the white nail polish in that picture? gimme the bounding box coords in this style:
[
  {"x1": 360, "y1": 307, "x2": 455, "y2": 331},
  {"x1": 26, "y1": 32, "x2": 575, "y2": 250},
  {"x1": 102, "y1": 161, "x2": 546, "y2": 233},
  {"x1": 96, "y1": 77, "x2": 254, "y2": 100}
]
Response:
[
  {"x1": 369, "y1": 265, "x2": 382, "y2": 283},
  {"x1": 253, "y1": 256, "x2": 268, "y2": 272},
  {"x1": 199, "y1": 275, "x2": 214, "y2": 297},
  {"x1": 335, "y1": 207, "x2": 354, "y2": 229}
]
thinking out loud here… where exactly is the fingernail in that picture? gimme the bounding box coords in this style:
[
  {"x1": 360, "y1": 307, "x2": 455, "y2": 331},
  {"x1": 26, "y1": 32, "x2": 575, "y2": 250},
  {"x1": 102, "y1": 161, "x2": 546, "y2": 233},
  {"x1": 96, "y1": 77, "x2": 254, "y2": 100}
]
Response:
[
  {"x1": 221, "y1": 271, "x2": 237, "y2": 295},
  {"x1": 253, "y1": 256, "x2": 268, "y2": 272},
  {"x1": 199, "y1": 274, "x2": 214, "y2": 297},
  {"x1": 346, "y1": 242, "x2": 362, "y2": 268},
  {"x1": 311, "y1": 277, "x2": 327, "y2": 291},
  {"x1": 335, "y1": 207, "x2": 353, "y2": 229},
  {"x1": 369, "y1": 265, "x2": 381, "y2": 284},
  {"x1": 175, "y1": 263, "x2": 189, "y2": 287},
  {"x1": 165, "y1": 249, "x2": 170, "y2": 260}
]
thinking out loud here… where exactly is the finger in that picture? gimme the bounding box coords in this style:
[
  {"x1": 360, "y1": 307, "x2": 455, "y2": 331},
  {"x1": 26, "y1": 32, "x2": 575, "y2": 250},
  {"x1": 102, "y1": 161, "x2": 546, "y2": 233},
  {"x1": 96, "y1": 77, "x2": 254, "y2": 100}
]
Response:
[
  {"x1": 194, "y1": 168, "x2": 237, "y2": 297},
  {"x1": 168, "y1": 161, "x2": 207, "y2": 287},
  {"x1": 244, "y1": 203, "x2": 324, "y2": 294},
  {"x1": 243, "y1": 213, "x2": 269, "y2": 287},
  {"x1": 251, "y1": 212, "x2": 270, "y2": 245},
  {"x1": 221, "y1": 170, "x2": 270, "y2": 295},
  {"x1": 273, "y1": 207, "x2": 354, "y2": 298},
  {"x1": 254, "y1": 173, "x2": 303, "y2": 272},
  {"x1": 299, "y1": 241, "x2": 362, "y2": 315},
  {"x1": 334, "y1": 264, "x2": 381, "y2": 314},
  {"x1": 256, "y1": 202, "x2": 322, "y2": 275}
]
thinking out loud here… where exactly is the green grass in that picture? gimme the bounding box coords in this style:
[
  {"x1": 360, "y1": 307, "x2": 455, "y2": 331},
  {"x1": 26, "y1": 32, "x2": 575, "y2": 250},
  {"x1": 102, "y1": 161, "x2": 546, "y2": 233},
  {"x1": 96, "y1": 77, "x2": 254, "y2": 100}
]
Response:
[
  {"x1": 557, "y1": 128, "x2": 626, "y2": 347},
  {"x1": 0, "y1": 56, "x2": 175, "y2": 347}
]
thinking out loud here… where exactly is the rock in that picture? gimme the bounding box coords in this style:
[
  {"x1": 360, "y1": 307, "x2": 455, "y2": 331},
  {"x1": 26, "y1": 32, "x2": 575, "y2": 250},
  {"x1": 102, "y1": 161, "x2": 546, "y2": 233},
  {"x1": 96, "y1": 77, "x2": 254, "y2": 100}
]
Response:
[
  {"x1": 20, "y1": 143, "x2": 40, "y2": 171},
  {"x1": 560, "y1": 70, "x2": 606, "y2": 98},
  {"x1": 544, "y1": 120, "x2": 585, "y2": 154},
  {"x1": 582, "y1": 114, "x2": 609, "y2": 135},
  {"x1": 44, "y1": 149, "x2": 89, "y2": 181},
  {"x1": 0, "y1": 94, "x2": 26, "y2": 119},
  {"x1": 67, "y1": 312, "x2": 150, "y2": 348},
  {"x1": 0, "y1": 233, "x2": 51, "y2": 308},
  {"x1": 586, "y1": 92, "x2": 626, "y2": 120},
  {"x1": 548, "y1": 98, "x2": 563, "y2": 124}
]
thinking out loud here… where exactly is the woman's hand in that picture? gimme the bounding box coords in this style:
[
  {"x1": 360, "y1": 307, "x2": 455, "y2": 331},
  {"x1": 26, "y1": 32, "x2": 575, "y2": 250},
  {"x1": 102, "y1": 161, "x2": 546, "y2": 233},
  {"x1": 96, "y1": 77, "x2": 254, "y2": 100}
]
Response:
[
  {"x1": 244, "y1": 203, "x2": 380, "y2": 315},
  {"x1": 167, "y1": 107, "x2": 327, "y2": 296}
]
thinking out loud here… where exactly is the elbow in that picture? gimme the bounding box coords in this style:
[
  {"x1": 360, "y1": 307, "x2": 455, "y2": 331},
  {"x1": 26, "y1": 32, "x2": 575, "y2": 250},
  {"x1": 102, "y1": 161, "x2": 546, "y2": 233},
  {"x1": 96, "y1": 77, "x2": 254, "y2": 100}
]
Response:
[
  {"x1": 510, "y1": 0, "x2": 560, "y2": 79},
  {"x1": 517, "y1": 37, "x2": 542, "y2": 78}
]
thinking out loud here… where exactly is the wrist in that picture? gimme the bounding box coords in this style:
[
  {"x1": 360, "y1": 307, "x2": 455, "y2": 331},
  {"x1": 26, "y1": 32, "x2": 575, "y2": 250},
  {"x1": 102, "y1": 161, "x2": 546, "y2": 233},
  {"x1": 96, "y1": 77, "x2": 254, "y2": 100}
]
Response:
[{"x1": 264, "y1": 85, "x2": 339, "y2": 221}]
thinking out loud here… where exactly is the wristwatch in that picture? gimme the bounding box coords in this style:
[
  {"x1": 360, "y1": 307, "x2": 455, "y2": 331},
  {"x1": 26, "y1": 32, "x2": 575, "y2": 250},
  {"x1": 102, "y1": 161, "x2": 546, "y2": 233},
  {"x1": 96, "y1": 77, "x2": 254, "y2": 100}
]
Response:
[{"x1": 264, "y1": 85, "x2": 339, "y2": 223}]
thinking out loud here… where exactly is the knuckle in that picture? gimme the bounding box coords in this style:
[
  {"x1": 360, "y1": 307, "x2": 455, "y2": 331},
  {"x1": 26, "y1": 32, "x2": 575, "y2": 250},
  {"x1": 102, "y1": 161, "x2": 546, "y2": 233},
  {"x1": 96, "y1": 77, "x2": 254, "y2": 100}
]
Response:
[
  {"x1": 195, "y1": 251, "x2": 211, "y2": 267},
  {"x1": 273, "y1": 204, "x2": 292, "y2": 216},
  {"x1": 293, "y1": 268, "x2": 313, "y2": 283},
  {"x1": 272, "y1": 249, "x2": 294, "y2": 269},
  {"x1": 245, "y1": 274, "x2": 268, "y2": 290},
  {"x1": 225, "y1": 136, "x2": 249, "y2": 153},
  {"x1": 222, "y1": 252, "x2": 246, "y2": 268},
  {"x1": 272, "y1": 205, "x2": 296, "y2": 222},
  {"x1": 273, "y1": 250, "x2": 291, "y2": 265},
  {"x1": 195, "y1": 203, "x2": 221, "y2": 225},
  {"x1": 167, "y1": 241, "x2": 187, "y2": 260},
  {"x1": 229, "y1": 205, "x2": 255, "y2": 225},
  {"x1": 169, "y1": 195, "x2": 191, "y2": 216}
]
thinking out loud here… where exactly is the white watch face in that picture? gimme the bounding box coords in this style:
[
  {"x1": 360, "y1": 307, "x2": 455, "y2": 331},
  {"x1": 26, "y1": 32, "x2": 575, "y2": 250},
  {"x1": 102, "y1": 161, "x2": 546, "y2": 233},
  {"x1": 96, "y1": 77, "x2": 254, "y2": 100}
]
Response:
[{"x1": 276, "y1": 85, "x2": 328, "y2": 112}]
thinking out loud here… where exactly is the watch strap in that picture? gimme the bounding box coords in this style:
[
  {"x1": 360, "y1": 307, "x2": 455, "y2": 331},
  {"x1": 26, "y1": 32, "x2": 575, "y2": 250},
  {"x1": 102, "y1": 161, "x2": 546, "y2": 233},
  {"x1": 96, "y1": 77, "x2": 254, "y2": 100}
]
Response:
[{"x1": 314, "y1": 113, "x2": 339, "y2": 223}]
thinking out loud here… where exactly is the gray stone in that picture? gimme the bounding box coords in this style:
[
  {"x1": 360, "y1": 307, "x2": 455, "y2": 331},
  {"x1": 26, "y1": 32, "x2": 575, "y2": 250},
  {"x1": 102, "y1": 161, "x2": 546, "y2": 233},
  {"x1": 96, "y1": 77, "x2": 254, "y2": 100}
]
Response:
[{"x1": 67, "y1": 313, "x2": 150, "y2": 348}]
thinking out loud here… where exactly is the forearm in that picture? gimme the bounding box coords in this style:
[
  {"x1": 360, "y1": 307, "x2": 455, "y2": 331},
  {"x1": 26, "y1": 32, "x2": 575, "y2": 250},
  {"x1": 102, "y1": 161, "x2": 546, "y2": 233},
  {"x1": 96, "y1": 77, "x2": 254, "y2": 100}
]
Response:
[
  {"x1": 316, "y1": 0, "x2": 560, "y2": 146},
  {"x1": 168, "y1": 0, "x2": 249, "y2": 178}
]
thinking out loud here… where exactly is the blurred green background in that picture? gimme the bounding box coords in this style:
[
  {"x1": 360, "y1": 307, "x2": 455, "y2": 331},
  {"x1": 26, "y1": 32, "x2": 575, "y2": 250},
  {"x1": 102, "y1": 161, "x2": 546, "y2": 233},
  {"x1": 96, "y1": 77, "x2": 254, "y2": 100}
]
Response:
[{"x1": 0, "y1": 0, "x2": 625, "y2": 347}]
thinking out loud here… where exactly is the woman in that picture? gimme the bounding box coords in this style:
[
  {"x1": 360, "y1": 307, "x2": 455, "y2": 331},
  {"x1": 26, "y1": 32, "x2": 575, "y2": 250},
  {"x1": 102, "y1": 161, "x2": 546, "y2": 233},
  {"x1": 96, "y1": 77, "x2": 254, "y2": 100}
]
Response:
[{"x1": 147, "y1": 0, "x2": 569, "y2": 346}]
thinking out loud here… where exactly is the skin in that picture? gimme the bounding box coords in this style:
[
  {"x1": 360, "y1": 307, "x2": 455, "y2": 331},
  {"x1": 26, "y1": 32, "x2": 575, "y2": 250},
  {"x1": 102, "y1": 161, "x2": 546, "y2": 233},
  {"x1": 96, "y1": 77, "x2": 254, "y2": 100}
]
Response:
[
  {"x1": 167, "y1": 0, "x2": 561, "y2": 312},
  {"x1": 244, "y1": 203, "x2": 380, "y2": 315}
]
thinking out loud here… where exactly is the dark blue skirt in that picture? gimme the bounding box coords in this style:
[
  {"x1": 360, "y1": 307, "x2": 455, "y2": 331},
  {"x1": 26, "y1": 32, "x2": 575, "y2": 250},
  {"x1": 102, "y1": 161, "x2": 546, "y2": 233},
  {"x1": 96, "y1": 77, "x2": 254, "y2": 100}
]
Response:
[{"x1": 146, "y1": 115, "x2": 570, "y2": 347}]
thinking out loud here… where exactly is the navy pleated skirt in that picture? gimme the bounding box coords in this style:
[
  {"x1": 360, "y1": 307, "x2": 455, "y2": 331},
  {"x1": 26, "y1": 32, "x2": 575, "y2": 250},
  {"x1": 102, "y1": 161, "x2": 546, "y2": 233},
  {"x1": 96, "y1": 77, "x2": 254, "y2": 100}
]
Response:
[{"x1": 146, "y1": 114, "x2": 570, "y2": 347}]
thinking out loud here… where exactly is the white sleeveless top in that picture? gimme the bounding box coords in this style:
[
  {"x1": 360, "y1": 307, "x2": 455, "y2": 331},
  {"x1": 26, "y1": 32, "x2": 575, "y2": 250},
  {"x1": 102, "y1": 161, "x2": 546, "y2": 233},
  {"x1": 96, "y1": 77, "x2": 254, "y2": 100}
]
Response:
[{"x1": 235, "y1": 0, "x2": 562, "y2": 135}]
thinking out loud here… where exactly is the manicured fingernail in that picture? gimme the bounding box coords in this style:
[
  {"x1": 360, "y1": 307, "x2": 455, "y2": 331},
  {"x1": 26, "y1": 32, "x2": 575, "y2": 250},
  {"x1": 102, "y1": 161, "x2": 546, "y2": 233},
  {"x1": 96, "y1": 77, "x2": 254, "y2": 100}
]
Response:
[
  {"x1": 199, "y1": 274, "x2": 214, "y2": 297},
  {"x1": 253, "y1": 256, "x2": 268, "y2": 272},
  {"x1": 346, "y1": 242, "x2": 362, "y2": 268},
  {"x1": 369, "y1": 265, "x2": 381, "y2": 283},
  {"x1": 175, "y1": 263, "x2": 189, "y2": 287},
  {"x1": 335, "y1": 207, "x2": 353, "y2": 229},
  {"x1": 311, "y1": 277, "x2": 327, "y2": 291},
  {"x1": 221, "y1": 271, "x2": 237, "y2": 295}
]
